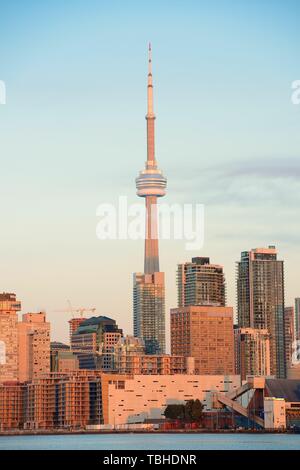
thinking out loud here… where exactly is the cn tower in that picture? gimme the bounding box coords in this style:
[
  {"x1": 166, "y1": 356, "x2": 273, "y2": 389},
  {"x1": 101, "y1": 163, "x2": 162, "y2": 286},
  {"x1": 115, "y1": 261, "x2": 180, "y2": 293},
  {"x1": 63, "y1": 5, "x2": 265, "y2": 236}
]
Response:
[
  {"x1": 136, "y1": 43, "x2": 167, "y2": 274},
  {"x1": 133, "y1": 44, "x2": 166, "y2": 355}
]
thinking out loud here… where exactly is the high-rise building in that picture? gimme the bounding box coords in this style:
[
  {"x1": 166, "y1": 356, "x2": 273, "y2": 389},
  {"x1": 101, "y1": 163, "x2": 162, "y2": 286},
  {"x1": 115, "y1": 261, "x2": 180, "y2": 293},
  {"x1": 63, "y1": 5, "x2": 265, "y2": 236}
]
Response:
[
  {"x1": 284, "y1": 307, "x2": 295, "y2": 371},
  {"x1": 0, "y1": 293, "x2": 21, "y2": 382},
  {"x1": 133, "y1": 272, "x2": 165, "y2": 354},
  {"x1": 71, "y1": 316, "x2": 123, "y2": 370},
  {"x1": 234, "y1": 327, "x2": 271, "y2": 380},
  {"x1": 177, "y1": 257, "x2": 226, "y2": 307},
  {"x1": 237, "y1": 246, "x2": 286, "y2": 378},
  {"x1": 170, "y1": 305, "x2": 235, "y2": 375},
  {"x1": 295, "y1": 298, "x2": 300, "y2": 341},
  {"x1": 133, "y1": 45, "x2": 167, "y2": 354},
  {"x1": 18, "y1": 312, "x2": 50, "y2": 382}
]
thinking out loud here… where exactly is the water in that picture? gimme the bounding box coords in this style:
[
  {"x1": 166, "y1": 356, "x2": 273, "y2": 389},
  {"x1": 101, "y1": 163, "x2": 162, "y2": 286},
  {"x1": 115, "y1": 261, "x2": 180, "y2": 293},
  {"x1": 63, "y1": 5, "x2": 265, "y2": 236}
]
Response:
[{"x1": 0, "y1": 433, "x2": 300, "y2": 450}]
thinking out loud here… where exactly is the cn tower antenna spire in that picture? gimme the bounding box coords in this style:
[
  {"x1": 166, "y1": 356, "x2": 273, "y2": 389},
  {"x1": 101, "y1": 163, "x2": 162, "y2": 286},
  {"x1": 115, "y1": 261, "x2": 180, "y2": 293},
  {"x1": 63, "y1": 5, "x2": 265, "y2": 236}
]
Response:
[
  {"x1": 148, "y1": 42, "x2": 152, "y2": 75},
  {"x1": 147, "y1": 42, "x2": 154, "y2": 123}
]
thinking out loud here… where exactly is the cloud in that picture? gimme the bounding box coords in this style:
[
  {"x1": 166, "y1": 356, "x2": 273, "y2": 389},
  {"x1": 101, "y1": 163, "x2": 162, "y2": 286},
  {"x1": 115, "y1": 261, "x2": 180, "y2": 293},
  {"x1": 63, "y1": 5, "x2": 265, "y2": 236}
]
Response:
[
  {"x1": 224, "y1": 158, "x2": 300, "y2": 180},
  {"x1": 168, "y1": 156, "x2": 300, "y2": 207}
]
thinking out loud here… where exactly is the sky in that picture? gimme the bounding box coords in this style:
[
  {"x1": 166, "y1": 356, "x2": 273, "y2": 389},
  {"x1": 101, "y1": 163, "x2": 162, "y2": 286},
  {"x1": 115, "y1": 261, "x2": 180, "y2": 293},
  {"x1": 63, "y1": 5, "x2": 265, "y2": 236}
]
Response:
[{"x1": 0, "y1": 0, "x2": 299, "y2": 347}]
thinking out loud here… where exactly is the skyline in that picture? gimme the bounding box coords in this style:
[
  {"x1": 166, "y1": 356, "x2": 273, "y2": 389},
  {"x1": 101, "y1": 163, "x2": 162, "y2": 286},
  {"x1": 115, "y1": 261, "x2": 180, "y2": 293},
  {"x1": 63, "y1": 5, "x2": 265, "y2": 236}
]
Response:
[{"x1": 0, "y1": 1, "x2": 300, "y2": 344}]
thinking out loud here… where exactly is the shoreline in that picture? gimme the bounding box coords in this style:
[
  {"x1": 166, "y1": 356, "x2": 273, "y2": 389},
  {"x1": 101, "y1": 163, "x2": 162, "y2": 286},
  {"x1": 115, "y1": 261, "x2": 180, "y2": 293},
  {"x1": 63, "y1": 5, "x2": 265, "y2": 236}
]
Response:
[{"x1": 0, "y1": 429, "x2": 291, "y2": 437}]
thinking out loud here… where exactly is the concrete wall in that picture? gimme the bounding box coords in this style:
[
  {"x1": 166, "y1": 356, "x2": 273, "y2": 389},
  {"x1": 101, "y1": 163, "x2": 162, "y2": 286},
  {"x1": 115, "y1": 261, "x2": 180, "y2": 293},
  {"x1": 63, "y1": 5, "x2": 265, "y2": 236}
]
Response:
[{"x1": 105, "y1": 374, "x2": 241, "y2": 425}]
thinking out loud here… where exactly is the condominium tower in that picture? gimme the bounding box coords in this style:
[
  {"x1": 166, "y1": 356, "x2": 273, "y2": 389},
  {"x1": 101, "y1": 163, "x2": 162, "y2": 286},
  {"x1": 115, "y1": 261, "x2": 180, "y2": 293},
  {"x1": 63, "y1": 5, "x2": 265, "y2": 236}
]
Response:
[
  {"x1": 177, "y1": 257, "x2": 226, "y2": 307},
  {"x1": 237, "y1": 246, "x2": 286, "y2": 378},
  {"x1": 133, "y1": 45, "x2": 167, "y2": 354}
]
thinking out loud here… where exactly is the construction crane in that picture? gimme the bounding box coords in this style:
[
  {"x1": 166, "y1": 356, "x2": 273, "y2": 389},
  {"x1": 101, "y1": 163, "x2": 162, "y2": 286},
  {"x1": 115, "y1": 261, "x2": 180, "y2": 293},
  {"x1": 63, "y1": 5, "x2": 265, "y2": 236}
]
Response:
[
  {"x1": 74, "y1": 307, "x2": 96, "y2": 318},
  {"x1": 54, "y1": 301, "x2": 96, "y2": 318}
]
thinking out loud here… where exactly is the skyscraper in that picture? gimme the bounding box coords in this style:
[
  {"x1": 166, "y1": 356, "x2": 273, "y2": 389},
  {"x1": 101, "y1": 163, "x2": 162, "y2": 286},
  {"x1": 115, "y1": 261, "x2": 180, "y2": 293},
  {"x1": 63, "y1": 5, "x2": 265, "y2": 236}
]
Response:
[
  {"x1": 133, "y1": 45, "x2": 167, "y2": 354},
  {"x1": 177, "y1": 257, "x2": 226, "y2": 307},
  {"x1": 237, "y1": 246, "x2": 286, "y2": 378},
  {"x1": 0, "y1": 293, "x2": 21, "y2": 383}
]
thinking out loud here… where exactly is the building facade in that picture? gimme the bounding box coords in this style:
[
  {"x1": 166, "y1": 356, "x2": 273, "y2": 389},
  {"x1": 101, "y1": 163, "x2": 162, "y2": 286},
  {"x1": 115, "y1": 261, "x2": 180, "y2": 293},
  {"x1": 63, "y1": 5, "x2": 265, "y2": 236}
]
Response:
[
  {"x1": 237, "y1": 246, "x2": 286, "y2": 378},
  {"x1": 264, "y1": 397, "x2": 286, "y2": 430},
  {"x1": 177, "y1": 257, "x2": 226, "y2": 307},
  {"x1": 295, "y1": 298, "x2": 300, "y2": 341},
  {"x1": 234, "y1": 327, "x2": 271, "y2": 380},
  {"x1": 0, "y1": 372, "x2": 241, "y2": 430},
  {"x1": 51, "y1": 350, "x2": 79, "y2": 373},
  {"x1": 68, "y1": 317, "x2": 86, "y2": 344},
  {"x1": 133, "y1": 45, "x2": 166, "y2": 355},
  {"x1": 170, "y1": 305, "x2": 235, "y2": 375},
  {"x1": 71, "y1": 316, "x2": 122, "y2": 370},
  {"x1": 103, "y1": 374, "x2": 241, "y2": 426},
  {"x1": 0, "y1": 293, "x2": 21, "y2": 382},
  {"x1": 115, "y1": 351, "x2": 194, "y2": 376},
  {"x1": 18, "y1": 312, "x2": 50, "y2": 382},
  {"x1": 284, "y1": 307, "x2": 295, "y2": 371}
]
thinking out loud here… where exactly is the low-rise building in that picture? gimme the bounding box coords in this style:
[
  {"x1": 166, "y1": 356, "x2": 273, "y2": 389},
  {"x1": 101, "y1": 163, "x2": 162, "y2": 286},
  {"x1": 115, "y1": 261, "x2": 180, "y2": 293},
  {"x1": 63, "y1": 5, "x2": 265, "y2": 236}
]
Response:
[
  {"x1": 264, "y1": 397, "x2": 286, "y2": 430},
  {"x1": 101, "y1": 374, "x2": 241, "y2": 426}
]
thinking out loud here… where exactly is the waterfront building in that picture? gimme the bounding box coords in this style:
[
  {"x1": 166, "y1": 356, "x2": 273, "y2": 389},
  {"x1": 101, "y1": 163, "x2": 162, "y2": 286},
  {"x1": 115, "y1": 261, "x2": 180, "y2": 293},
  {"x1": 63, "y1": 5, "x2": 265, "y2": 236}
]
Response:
[
  {"x1": 133, "y1": 45, "x2": 167, "y2": 354},
  {"x1": 234, "y1": 327, "x2": 271, "y2": 380},
  {"x1": 0, "y1": 381, "x2": 25, "y2": 431},
  {"x1": 18, "y1": 312, "x2": 50, "y2": 382},
  {"x1": 102, "y1": 374, "x2": 241, "y2": 426},
  {"x1": 237, "y1": 246, "x2": 286, "y2": 378},
  {"x1": 1, "y1": 372, "x2": 239, "y2": 430},
  {"x1": 170, "y1": 305, "x2": 235, "y2": 375},
  {"x1": 264, "y1": 397, "x2": 286, "y2": 430},
  {"x1": 2, "y1": 373, "x2": 300, "y2": 431},
  {"x1": 0, "y1": 293, "x2": 21, "y2": 382},
  {"x1": 177, "y1": 257, "x2": 226, "y2": 307}
]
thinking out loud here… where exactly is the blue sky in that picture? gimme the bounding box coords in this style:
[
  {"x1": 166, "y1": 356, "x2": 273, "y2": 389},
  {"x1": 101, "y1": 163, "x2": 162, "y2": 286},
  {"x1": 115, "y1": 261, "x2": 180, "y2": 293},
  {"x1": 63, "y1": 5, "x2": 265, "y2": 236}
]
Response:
[{"x1": 0, "y1": 0, "x2": 299, "y2": 345}]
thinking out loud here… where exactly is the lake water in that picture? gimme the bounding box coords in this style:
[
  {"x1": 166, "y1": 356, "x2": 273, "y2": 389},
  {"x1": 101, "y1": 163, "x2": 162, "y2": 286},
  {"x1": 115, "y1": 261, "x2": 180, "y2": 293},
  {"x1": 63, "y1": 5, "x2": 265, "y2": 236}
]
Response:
[{"x1": 0, "y1": 433, "x2": 300, "y2": 450}]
